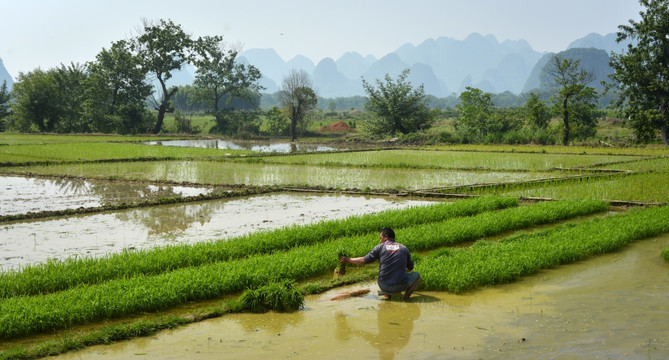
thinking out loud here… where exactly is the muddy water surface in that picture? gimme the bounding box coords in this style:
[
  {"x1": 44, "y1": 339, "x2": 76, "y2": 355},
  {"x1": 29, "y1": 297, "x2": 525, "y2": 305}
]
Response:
[
  {"x1": 0, "y1": 175, "x2": 212, "y2": 216},
  {"x1": 145, "y1": 139, "x2": 340, "y2": 153},
  {"x1": 0, "y1": 193, "x2": 434, "y2": 270},
  {"x1": 56, "y1": 234, "x2": 669, "y2": 360},
  {"x1": 8, "y1": 161, "x2": 560, "y2": 189}
]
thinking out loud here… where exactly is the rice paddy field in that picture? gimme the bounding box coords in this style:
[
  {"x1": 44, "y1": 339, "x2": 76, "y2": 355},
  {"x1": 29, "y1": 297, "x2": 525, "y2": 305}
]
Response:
[{"x1": 0, "y1": 133, "x2": 667, "y2": 360}]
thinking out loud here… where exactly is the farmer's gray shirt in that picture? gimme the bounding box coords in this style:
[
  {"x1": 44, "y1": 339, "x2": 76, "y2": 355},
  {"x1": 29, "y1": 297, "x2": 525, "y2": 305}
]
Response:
[{"x1": 363, "y1": 240, "x2": 414, "y2": 285}]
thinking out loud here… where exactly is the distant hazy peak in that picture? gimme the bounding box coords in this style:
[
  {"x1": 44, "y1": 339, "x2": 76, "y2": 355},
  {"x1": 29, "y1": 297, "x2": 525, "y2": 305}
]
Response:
[
  {"x1": 0, "y1": 58, "x2": 13, "y2": 88},
  {"x1": 567, "y1": 32, "x2": 632, "y2": 54}
]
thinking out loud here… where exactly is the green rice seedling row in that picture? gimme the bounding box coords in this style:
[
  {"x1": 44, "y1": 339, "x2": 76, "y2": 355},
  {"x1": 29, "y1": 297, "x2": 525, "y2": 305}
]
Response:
[
  {"x1": 232, "y1": 149, "x2": 635, "y2": 171},
  {"x1": 0, "y1": 199, "x2": 608, "y2": 338},
  {"x1": 418, "y1": 205, "x2": 669, "y2": 293},
  {"x1": 0, "y1": 196, "x2": 516, "y2": 298},
  {"x1": 399, "y1": 199, "x2": 608, "y2": 252},
  {"x1": 0, "y1": 271, "x2": 379, "y2": 360}
]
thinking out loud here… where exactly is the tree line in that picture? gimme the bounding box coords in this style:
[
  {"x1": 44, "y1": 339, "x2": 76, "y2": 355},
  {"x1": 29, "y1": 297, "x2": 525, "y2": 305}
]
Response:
[
  {"x1": 1, "y1": 19, "x2": 263, "y2": 135},
  {"x1": 0, "y1": 0, "x2": 667, "y2": 145}
]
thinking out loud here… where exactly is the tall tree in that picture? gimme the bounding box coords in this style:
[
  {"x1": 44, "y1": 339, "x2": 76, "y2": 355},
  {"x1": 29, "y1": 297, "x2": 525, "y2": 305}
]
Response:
[
  {"x1": 456, "y1": 86, "x2": 494, "y2": 139},
  {"x1": 362, "y1": 69, "x2": 435, "y2": 136},
  {"x1": 11, "y1": 64, "x2": 88, "y2": 133},
  {"x1": 11, "y1": 68, "x2": 62, "y2": 132},
  {"x1": 265, "y1": 106, "x2": 290, "y2": 136},
  {"x1": 84, "y1": 40, "x2": 153, "y2": 133},
  {"x1": 609, "y1": 0, "x2": 669, "y2": 145},
  {"x1": 279, "y1": 69, "x2": 317, "y2": 141},
  {"x1": 191, "y1": 39, "x2": 263, "y2": 113},
  {"x1": 0, "y1": 80, "x2": 10, "y2": 130},
  {"x1": 544, "y1": 55, "x2": 596, "y2": 145},
  {"x1": 133, "y1": 19, "x2": 194, "y2": 134},
  {"x1": 52, "y1": 63, "x2": 88, "y2": 133},
  {"x1": 524, "y1": 92, "x2": 550, "y2": 129}
]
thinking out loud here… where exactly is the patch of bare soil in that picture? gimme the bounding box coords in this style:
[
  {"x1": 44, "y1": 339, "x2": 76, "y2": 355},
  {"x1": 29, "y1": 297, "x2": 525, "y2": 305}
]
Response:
[{"x1": 319, "y1": 121, "x2": 356, "y2": 133}]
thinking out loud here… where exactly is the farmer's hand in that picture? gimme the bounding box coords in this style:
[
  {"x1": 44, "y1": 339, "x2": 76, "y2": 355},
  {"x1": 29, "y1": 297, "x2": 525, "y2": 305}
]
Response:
[{"x1": 339, "y1": 256, "x2": 349, "y2": 264}]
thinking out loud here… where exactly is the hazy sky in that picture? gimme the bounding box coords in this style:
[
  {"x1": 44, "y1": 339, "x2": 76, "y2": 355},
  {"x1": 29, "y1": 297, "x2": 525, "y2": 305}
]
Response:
[{"x1": 1, "y1": 0, "x2": 642, "y2": 78}]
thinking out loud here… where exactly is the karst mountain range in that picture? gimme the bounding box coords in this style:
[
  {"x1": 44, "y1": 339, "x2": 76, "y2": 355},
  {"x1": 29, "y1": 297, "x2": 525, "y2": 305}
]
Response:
[{"x1": 0, "y1": 32, "x2": 630, "y2": 97}]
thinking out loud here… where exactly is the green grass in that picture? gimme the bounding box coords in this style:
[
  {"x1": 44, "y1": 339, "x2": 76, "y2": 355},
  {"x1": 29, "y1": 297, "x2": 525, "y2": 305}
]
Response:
[
  {"x1": 421, "y1": 144, "x2": 669, "y2": 157},
  {"x1": 0, "y1": 196, "x2": 517, "y2": 298},
  {"x1": 0, "y1": 199, "x2": 608, "y2": 338},
  {"x1": 418, "y1": 205, "x2": 669, "y2": 293},
  {"x1": 662, "y1": 246, "x2": 669, "y2": 261},
  {"x1": 161, "y1": 113, "x2": 216, "y2": 134},
  {"x1": 593, "y1": 156, "x2": 669, "y2": 172},
  {"x1": 231, "y1": 149, "x2": 636, "y2": 171},
  {"x1": 0, "y1": 133, "x2": 187, "y2": 145},
  {"x1": 0, "y1": 142, "x2": 251, "y2": 164},
  {"x1": 480, "y1": 172, "x2": 669, "y2": 203}
]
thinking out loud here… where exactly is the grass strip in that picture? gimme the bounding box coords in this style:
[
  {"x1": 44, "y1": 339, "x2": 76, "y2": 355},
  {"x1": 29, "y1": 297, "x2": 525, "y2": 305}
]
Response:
[
  {"x1": 0, "y1": 133, "x2": 190, "y2": 145},
  {"x1": 421, "y1": 144, "x2": 669, "y2": 157},
  {"x1": 0, "y1": 196, "x2": 517, "y2": 298},
  {"x1": 0, "y1": 199, "x2": 606, "y2": 339},
  {"x1": 418, "y1": 205, "x2": 669, "y2": 293},
  {"x1": 0, "y1": 142, "x2": 250, "y2": 165}
]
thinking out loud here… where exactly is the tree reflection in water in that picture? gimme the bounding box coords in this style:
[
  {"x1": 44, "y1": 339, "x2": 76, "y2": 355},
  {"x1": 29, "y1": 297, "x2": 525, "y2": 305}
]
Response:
[{"x1": 115, "y1": 200, "x2": 224, "y2": 237}]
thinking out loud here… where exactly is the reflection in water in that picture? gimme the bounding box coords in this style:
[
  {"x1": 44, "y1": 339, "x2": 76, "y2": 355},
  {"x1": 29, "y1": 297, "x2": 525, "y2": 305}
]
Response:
[
  {"x1": 0, "y1": 175, "x2": 211, "y2": 216},
  {"x1": 114, "y1": 198, "x2": 222, "y2": 236},
  {"x1": 0, "y1": 193, "x2": 434, "y2": 270},
  {"x1": 335, "y1": 301, "x2": 421, "y2": 360},
  {"x1": 145, "y1": 139, "x2": 339, "y2": 153},
  {"x1": 235, "y1": 309, "x2": 305, "y2": 335},
  {"x1": 7, "y1": 161, "x2": 560, "y2": 190},
  {"x1": 138, "y1": 161, "x2": 554, "y2": 190}
]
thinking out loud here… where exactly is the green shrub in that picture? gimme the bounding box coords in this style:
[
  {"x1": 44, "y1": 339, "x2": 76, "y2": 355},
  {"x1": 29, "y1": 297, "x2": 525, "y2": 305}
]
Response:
[{"x1": 234, "y1": 281, "x2": 304, "y2": 313}]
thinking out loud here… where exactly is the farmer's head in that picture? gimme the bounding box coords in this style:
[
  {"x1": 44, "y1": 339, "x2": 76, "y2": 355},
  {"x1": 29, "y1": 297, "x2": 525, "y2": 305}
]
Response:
[{"x1": 379, "y1": 227, "x2": 395, "y2": 242}]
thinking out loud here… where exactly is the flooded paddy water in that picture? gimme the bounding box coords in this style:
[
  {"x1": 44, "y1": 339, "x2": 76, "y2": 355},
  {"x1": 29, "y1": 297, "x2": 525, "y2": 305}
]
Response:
[
  {"x1": 144, "y1": 139, "x2": 340, "y2": 153},
  {"x1": 54, "y1": 234, "x2": 669, "y2": 360},
  {"x1": 0, "y1": 192, "x2": 435, "y2": 270},
  {"x1": 0, "y1": 175, "x2": 212, "y2": 216},
  {"x1": 3, "y1": 161, "x2": 562, "y2": 190}
]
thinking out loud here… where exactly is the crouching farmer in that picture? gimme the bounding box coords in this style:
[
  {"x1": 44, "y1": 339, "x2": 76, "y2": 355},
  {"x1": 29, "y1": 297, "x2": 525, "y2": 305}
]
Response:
[{"x1": 339, "y1": 227, "x2": 421, "y2": 301}]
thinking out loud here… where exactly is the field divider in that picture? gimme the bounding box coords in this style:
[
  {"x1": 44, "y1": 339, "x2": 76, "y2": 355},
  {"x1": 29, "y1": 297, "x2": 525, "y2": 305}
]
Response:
[
  {"x1": 0, "y1": 196, "x2": 517, "y2": 299},
  {"x1": 418, "y1": 205, "x2": 669, "y2": 293},
  {"x1": 0, "y1": 199, "x2": 608, "y2": 339}
]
